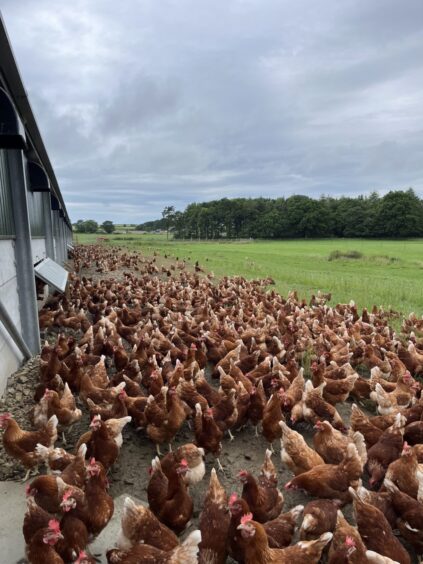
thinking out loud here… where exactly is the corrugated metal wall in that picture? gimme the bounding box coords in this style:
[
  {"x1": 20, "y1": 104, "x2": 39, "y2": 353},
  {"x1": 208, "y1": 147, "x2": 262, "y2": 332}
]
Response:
[
  {"x1": 27, "y1": 190, "x2": 45, "y2": 237},
  {"x1": 0, "y1": 150, "x2": 15, "y2": 236}
]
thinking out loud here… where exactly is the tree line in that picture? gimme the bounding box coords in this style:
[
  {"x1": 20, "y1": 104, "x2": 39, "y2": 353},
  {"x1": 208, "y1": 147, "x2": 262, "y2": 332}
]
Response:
[
  {"x1": 136, "y1": 189, "x2": 423, "y2": 239},
  {"x1": 73, "y1": 220, "x2": 115, "y2": 233}
]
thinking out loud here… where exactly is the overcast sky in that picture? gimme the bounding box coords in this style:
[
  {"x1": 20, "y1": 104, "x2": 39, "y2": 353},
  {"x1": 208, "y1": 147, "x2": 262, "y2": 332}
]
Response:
[{"x1": 2, "y1": 1, "x2": 423, "y2": 223}]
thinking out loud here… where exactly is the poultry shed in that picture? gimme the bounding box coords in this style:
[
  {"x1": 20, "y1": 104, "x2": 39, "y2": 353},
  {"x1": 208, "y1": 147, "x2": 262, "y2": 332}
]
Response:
[{"x1": 0, "y1": 13, "x2": 72, "y2": 396}]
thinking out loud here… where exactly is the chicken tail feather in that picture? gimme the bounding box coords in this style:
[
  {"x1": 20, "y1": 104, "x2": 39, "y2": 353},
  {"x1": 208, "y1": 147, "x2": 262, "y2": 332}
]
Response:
[{"x1": 170, "y1": 530, "x2": 201, "y2": 563}]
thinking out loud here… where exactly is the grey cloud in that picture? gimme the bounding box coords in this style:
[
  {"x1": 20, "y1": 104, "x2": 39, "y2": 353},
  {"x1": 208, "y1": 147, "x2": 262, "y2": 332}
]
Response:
[
  {"x1": 2, "y1": 0, "x2": 423, "y2": 222},
  {"x1": 98, "y1": 73, "x2": 180, "y2": 133}
]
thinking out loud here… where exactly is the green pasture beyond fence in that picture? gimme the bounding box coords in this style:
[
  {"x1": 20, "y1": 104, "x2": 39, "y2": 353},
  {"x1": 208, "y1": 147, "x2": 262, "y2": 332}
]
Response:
[{"x1": 74, "y1": 233, "x2": 423, "y2": 318}]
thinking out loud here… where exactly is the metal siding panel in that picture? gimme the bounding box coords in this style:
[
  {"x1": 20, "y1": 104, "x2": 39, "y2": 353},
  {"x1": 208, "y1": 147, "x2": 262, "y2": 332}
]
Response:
[
  {"x1": 0, "y1": 149, "x2": 15, "y2": 236},
  {"x1": 0, "y1": 239, "x2": 21, "y2": 330},
  {"x1": 0, "y1": 325, "x2": 23, "y2": 396}
]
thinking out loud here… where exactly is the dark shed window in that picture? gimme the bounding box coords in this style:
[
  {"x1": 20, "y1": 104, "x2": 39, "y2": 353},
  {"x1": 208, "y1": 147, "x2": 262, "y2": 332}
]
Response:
[
  {"x1": 27, "y1": 190, "x2": 45, "y2": 237},
  {"x1": 0, "y1": 149, "x2": 15, "y2": 236}
]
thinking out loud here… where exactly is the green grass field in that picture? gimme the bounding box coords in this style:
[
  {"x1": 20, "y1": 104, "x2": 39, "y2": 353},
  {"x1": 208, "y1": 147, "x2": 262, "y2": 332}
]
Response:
[{"x1": 74, "y1": 233, "x2": 423, "y2": 316}]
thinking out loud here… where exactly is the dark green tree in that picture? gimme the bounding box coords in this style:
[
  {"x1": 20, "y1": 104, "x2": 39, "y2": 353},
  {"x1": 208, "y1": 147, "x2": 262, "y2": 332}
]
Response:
[
  {"x1": 84, "y1": 220, "x2": 98, "y2": 233},
  {"x1": 101, "y1": 220, "x2": 115, "y2": 234},
  {"x1": 73, "y1": 219, "x2": 98, "y2": 233},
  {"x1": 74, "y1": 219, "x2": 86, "y2": 233},
  {"x1": 374, "y1": 189, "x2": 423, "y2": 237},
  {"x1": 162, "y1": 205, "x2": 176, "y2": 240}
]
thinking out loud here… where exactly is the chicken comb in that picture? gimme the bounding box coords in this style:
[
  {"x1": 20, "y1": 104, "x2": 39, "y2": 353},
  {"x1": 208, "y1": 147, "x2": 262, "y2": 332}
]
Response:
[
  {"x1": 25, "y1": 483, "x2": 31, "y2": 496},
  {"x1": 48, "y1": 519, "x2": 61, "y2": 533},
  {"x1": 88, "y1": 459, "x2": 101, "y2": 475},
  {"x1": 206, "y1": 407, "x2": 214, "y2": 416},
  {"x1": 190, "y1": 343, "x2": 197, "y2": 350},
  {"x1": 62, "y1": 489, "x2": 74, "y2": 501},
  {"x1": 345, "y1": 536, "x2": 355, "y2": 547},
  {"x1": 240, "y1": 513, "x2": 253, "y2": 525},
  {"x1": 0, "y1": 412, "x2": 11, "y2": 419},
  {"x1": 238, "y1": 469, "x2": 248, "y2": 477},
  {"x1": 229, "y1": 493, "x2": 238, "y2": 505}
]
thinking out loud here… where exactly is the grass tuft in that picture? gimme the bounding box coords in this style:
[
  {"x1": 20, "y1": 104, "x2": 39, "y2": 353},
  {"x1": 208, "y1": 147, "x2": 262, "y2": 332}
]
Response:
[
  {"x1": 328, "y1": 250, "x2": 363, "y2": 261},
  {"x1": 300, "y1": 347, "x2": 315, "y2": 379}
]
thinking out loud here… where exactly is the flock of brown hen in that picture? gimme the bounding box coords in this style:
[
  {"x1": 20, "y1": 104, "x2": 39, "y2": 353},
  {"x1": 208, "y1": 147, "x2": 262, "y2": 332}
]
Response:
[{"x1": 1, "y1": 244, "x2": 423, "y2": 563}]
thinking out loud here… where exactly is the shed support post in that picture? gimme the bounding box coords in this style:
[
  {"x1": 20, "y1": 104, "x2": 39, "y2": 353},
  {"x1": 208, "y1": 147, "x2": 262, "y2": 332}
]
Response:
[
  {"x1": 7, "y1": 149, "x2": 40, "y2": 355},
  {"x1": 57, "y1": 217, "x2": 63, "y2": 264},
  {"x1": 51, "y1": 210, "x2": 58, "y2": 263},
  {"x1": 42, "y1": 191, "x2": 55, "y2": 260},
  {"x1": 61, "y1": 221, "x2": 67, "y2": 263},
  {"x1": 53, "y1": 211, "x2": 58, "y2": 261},
  {"x1": 57, "y1": 213, "x2": 63, "y2": 264},
  {"x1": 55, "y1": 212, "x2": 62, "y2": 264}
]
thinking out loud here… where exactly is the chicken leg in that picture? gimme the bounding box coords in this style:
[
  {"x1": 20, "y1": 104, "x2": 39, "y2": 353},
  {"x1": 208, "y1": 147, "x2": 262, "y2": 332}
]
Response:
[{"x1": 23, "y1": 467, "x2": 38, "y2": 482}]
